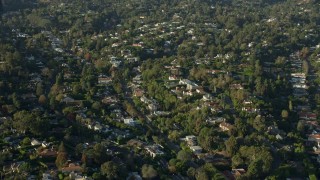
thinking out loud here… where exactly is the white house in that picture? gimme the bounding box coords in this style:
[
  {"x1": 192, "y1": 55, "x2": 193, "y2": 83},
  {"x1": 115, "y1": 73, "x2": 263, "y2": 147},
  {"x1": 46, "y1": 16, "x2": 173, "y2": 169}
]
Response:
[
  {"x1": 31, "y1": 139, "x2": 41, "y2": 146},
  {"x1": 124, "y1": 118, "x2": 135, "y2": 126},
  {"x1": 148, "y1": 103, "x2": 158, "y2": 112},
  {"x1": 94, "y1": 123, "x2": 103, "y2": 132},
  {"x1": 190, "y1": 146, "x2": 203, "y2": 154},
  {"x1": 202, "y1": 94, "x2": 212, "y2": 101},
  {"x1": 145, "y1": 145, "x2": 164, "y2": 158},
  {"x1": 179, "y1": 79, "x2": 198, "y2": 90},
  {"x1": 61, "y1": 96, "x2": 75, "y2": 104}
]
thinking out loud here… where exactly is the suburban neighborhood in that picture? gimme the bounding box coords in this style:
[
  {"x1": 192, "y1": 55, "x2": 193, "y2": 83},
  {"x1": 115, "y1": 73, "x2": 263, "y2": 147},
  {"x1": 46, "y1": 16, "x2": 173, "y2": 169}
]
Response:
[{"x1": 0, "y1": 0, "x2": 320, "y2": 179}]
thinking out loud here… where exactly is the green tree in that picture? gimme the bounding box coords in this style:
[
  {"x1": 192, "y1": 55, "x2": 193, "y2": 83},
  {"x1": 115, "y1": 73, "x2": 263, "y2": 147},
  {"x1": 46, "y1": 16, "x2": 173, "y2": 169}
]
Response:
[
  {"x1": 225, "y1": 136, "x2": 238, "y2": 156},
  {"x1": 254, "y1": 60, "x2": 262, "y2": 76},
  {"x1": 289, "y1": 100, "x2": 293, "y2": 111},
  {"x1": 21, "y1": 137, "x2": 31, "y2": 146},
  {"x1": 168, "y1": 130, "x2": 180, "y2": 141},
  {"x1": 92, "y1": 102, "x2": 102, "y2": 111},
  {"x1": 13, "y1": 110, "x2": 34, "y2": 133},
  {"x1": 55, "y1": 73, "x2": 64, "y2": 86},
  {"x1": 75, "y1": 144, "x2": 84, "y2": 157},
  {"x1": 302, "y1": 60, "x2": 309, "y2": 74},
  {"x1": 235, "y1": 119, "x2": 248, "y2": 137},
  {"x1": 187, "y1": 167, "x2": 196, "y2": 178},
  {"x1": 232, "y1": 146, "x2": 273, "y2": 177},
  {"x1": 55, "y1": 142, "x2": 68, "y2": 168},
  {"x1": 141, "y1": 164, "x2": 158, "y2": 179},
  {"x1": 93, "y1": 143, "x2": 109, "y2": 164},
  {"x1": 36, "y1": 83, "x2": 44, "y2": 96},
  {"x1": 101, "y1": 161, "x2": 120, "y2": 180},
  {"x1": 196, "y1": 169, "x2": 209, "y2": 180},
  {"x1": 300, "y1": 47, "x2": 309, "y2": 59},
  {"x1": 195, "y1": 163, "x2": 223, "y2": 180},
  {"x1": 177, "y1": 150, "x2": 192, "y2": 162},
  {"x1": 72, "y1": 84, "x2": 82, "y2": 95},
  {"x1": 92, "y1": 172, "x2": 102, "y2": 180},
  {"x1": 29, "y1": 117, "x2": 49, "y2": 136},
  {"x1": 281, "y1": 110, "x2": 289, "y2": 119},
  {"x1": 297, "y1": 121, "x2": 305, "y2": 133},
  {"x1": 198, "y1": 127, "x2": 217, "y2": 151},
  {"x1": 247, "y1": 160, "x2": 263, "y2": 178},
  {"x1": 49, "y1": 96, "x2": 58, "y2": 110},
  {"x1": 12, "y1": 93, "x2": 21, "y2": 109},
  {"x1": 38, "y1": 94, "x2": 47, "y2": 105}
]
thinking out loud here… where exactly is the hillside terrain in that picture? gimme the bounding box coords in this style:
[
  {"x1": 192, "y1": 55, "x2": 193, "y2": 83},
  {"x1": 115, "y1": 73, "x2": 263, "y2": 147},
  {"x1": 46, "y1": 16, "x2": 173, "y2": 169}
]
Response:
[{"x1": 0, "y1": 0, "x2": 320, "y2": 179}]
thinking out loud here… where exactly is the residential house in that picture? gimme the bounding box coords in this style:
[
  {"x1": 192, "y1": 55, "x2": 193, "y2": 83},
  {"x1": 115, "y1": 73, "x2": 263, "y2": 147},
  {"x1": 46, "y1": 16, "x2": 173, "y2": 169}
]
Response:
[
  {"x1": 153, "y1": 111, "x2": 170, "y2": 116},
  {"x1": 179, "y1": 79, "x2": 199, "y2": 90},
  {"x1": 61, "y1": 96, "x2": 75, "y2": 104},
  {"x1": 39, "y1": 149, "x2": 58, "y2": 158},
  {"x1": 140, "y1": 96, "x2": 150, "y2": 103},
  {"x1": 98, "y1": 77, "x2": 112, "y2": 85},
  {"x1": 185, "y1": 135, "x2": 197, "y2": 146},
  {"x1": 133, "y1": 88, "x2": 145, "y2": 97},
  {"x1": 42, "y1": 173, "x2": 53, "y2": 180},
  {"x1": 64, "y1": 73, "x2": 74, "y2": 80},
  {"x1": 295, "y1": 105, "x2": 311, "y2": 111},
  {"x1": 132, "y1": 43, "x2": 143, "y2": 47},
  {"x1": 293, "y1": 84, "x2": 308, "y2": 89},
  {"x1": 31, "y1": 139, "x2": 41, "y2": 146},
  {"x1": 202, "y1": 94, "x2": 213, "y2": 101},
  {"x1": 206, "y1": 117, "x2": 225, "y2": 125},
  {"x1": 42, "y1": 141, "x2": 51, "y2": 148},
  {"x1": 231, "y1": 169, "x2": 246, "y2": 177},
  {"x1": 87, "y1": 123, "x2": 94, "y2": 130},
  {"x1": 170, "y1": 87, "x2": 183, "y2": 99},
  {"x1": 293, "y1": 88, "x2": 308, "y2": 97},
  {"x1": 242, "y1": 106, "x2": 260, "y2": 113},
  {"x1": 169, "y1": 75, "x2": 179, "y2": 81},
  {"x1": 21, "y1": 93, "x2": 37, "y2": 102},
  {"x1": 207, "y1": 69, "x2": 224, "y2": 75},
  {"x1": 190, "y1": 146, "x2": 203, "y2": 154},
  {"x1": 145, "y1": 145, "x2": 164, "y2": 158},
  {"x1": 110, "y1": 57, "x2": 122, "y2": 67},
  {"x1": 182, "y1": 90, "x2": 193, "y2": 96},
  {"x1": 61, "y1": 163, "x2": 83, "y2": 173},
  {"x1": 219, "y1": 122, "x2": 233, "y2": 131},
  {"x1": 70, "y1": 172, "x2": 91, "y2": 180},
  {"x1": 291, "y1": 73, "x2": 306, "y2": 79},
  {"x1": 203, "y1": 102, "x2": 223, "y2": 113},
  {"x1": 133, "y1": 75, "x2": 142, "y2": 84},
  {"x1": 276, "y1": 134, "x2": 284, "y2": 140},
  {"x1": 102, "y1": 96, "x2": 119, "y2": 104},
  {"x1": 121, "y1": 49, "x2": 131, "y2": 57},
  {"x1": 299, "y1": 112, "x2": 317, "y2": 120},
  {"x1": 267, "y1": 125, "x2": 283, "y2": 135},
  {"x1": 304, "y1": 121, "x2": 320, "y2": 131},
  {"x1": 196, "y1": 88, "x2": 205, "y2": 95},
  {"x1": 126, "y1": 57, "x2": 139, "y2": 63},
  {"x1": 230, "y1": 83, "x2": 244, "y2": 90},
  {"x1": 94, "y1": 123, "x2": 103, "y2": 132},
  {"x1": 126, "y1": 172, "x2": 142, "y2": 180},
  {"x1": 127, "y1": 139, "x2": 146, "y2": 149},
  {"x1": 124, "y1": 118, "x2": 136, "y2": 126},
  {"x1": 308, "y1": 134, "x2": 320, "y2": 143}
]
